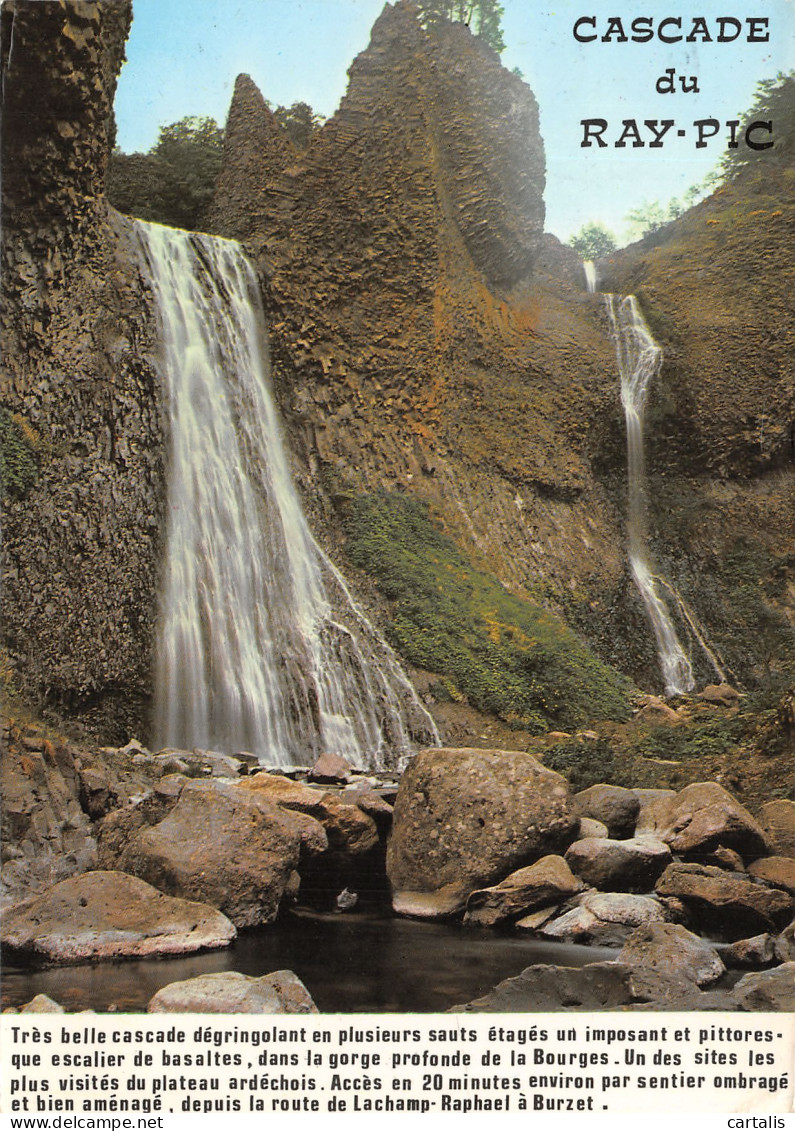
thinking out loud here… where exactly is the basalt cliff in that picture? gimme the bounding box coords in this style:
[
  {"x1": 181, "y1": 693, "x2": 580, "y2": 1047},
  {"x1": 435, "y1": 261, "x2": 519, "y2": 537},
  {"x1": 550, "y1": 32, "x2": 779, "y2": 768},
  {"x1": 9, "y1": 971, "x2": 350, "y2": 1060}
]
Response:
[{"x1": 2, "y1": 0, "x2": 794, "y2": 762}]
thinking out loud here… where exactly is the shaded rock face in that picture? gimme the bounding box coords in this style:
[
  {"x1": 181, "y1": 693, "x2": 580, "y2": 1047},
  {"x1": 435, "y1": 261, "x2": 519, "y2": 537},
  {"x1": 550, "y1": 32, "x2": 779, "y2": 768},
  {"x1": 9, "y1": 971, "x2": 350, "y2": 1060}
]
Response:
[
  {"x1": 1, "y1": 0, "x2": 164, "y2": 740},
  {"x1": 386, "y1": 747, "x2": 577, "y2": 916}
]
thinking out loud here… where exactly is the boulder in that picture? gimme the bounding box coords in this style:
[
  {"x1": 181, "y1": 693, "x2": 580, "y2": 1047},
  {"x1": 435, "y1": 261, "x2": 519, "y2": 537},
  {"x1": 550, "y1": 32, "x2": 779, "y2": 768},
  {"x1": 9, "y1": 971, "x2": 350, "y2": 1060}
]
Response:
[
  {"x1": 578, "y1": 817, "x2": 609, "y2": 838},
  {"x1": 641, "y1": 782, "x2": 771, "y2": 859},
  {"x1": 107, "y1": 781, "x2": 309, "y2": 927},
  {"x1": 698, "y1": 684, "x2": 740, "y2": 708},
  {"x1": 730, "y1": 964, "x2": 795, "y2": 1012},
  {"x1": 147, "y1": 970, "x2": 318, "y2": 1014},
  {"x1": 240, "y1": 774, "x2": 378, "y2": 854},
  {"x1": 463, "y1": 855, "x2": 581, "y2": 927},
  {"x1": 618, "y1": 922, "x2": 726, "y2": 987},
  {"x1": 451, "y1": 961, "x2": 704, "y2": 1013},
  {"x1": 572, "y1": 784, "x2": 639, "y2": 838},
  {"x1": 539, "y1": 892, "x2": 669, "y2": 946},
  {"x1": 747, "y1": 856, "x2": 795, "y2": 895},
  {"x1": 633, "y1": 788, "x2": 677, "y2": 835},
  {"x1": 773, "y1": 918, "x2": 795, "y2": 962},
  {"x1": 387, "y1": 748, "x2": 576, "y2": 918},
  {"x1": 308, "y1": 753, "x2": 353, "y2": 784},
  {"x1": 564, "y1": 836, "x2": 672, "y2": 892},
  {"x1": 1, "y1": 871, "x2": 236, "y2": 964},
  {"x1": 758, "y1": 800, "x2": 795, "y2": 858},
  {"x1": 720, "y1": 934, "x2": 776, "y2": 969},
  {"x1": 18, "y1": 995, "x2": 65, "y2": 1013},
  {"x1": 655, "y1": 863, "x2": 794, "y2": 940}
]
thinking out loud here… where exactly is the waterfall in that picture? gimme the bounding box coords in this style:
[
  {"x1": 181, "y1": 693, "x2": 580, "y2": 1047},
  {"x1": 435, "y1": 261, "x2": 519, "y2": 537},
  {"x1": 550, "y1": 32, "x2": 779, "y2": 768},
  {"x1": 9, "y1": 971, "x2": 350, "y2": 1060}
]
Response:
[
  {"x1": 583, "y1": 260, "x2": 598, "y2": 294},
  {"x1": 603, "y1": 293, "x2": 695, "y2": 696},
  {"x1": 135, "y1": 221, "x2": 439, "y2": 768}
]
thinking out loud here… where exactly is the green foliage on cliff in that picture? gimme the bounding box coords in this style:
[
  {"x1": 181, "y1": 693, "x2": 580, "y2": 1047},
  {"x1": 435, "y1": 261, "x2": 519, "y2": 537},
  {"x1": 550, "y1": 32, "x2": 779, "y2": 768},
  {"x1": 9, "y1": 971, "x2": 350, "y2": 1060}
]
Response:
[
  {"x1": 415, "y1": 0, "x2": 506, "y2": 52},
  {"x1": 0, "y1": 408, "x2": 39, "y2": 501},
  {"x1": 345, "y1": 491, "x2": 633, "y2": 731},
  {"x1": 718, "y1": 71, "x2": 794, "y2": 182},
  {"x1": 569, "y1": 222, "x2": 617, "y2": 259},
  {"x1": 108, "y1": 116, "x2": 224, "y2": 231}
]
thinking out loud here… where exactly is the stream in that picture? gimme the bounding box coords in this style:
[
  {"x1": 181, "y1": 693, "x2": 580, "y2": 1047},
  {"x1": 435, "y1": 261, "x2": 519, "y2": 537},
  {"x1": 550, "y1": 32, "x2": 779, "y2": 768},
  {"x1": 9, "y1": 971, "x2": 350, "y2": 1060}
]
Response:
[{"x1": 1, "y1": 910, "x2": 617, "y2": 1014}]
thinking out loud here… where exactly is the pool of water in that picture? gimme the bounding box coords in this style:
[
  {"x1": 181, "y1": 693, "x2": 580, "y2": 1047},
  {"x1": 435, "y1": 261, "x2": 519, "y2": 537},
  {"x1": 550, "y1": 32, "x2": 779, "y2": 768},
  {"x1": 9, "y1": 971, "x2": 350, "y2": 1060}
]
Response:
[{"x1": 1, "y1": 910, "x2": 618, "y2": 1013}]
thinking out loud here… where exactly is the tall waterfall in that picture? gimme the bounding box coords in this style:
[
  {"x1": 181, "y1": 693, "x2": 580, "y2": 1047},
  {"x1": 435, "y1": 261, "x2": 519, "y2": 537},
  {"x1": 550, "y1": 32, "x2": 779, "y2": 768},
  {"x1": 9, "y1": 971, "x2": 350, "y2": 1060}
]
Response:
[
  {"x1": 604, "y1": 293, "x2": 695, "y2": 696},
  {"x1": 135, "y1": 221, "x2": 438, "y2": 768}
]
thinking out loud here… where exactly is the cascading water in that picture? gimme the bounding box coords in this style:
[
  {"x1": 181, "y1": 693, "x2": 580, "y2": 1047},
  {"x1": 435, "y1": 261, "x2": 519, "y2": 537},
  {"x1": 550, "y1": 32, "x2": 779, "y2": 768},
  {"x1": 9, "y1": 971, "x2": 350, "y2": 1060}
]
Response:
[
  {"x1": 135, "y1": 220, "x2": 438, "y2": 768},
  {"x1": 602, "y1": 289, "x2": 696, "y2": 695}
]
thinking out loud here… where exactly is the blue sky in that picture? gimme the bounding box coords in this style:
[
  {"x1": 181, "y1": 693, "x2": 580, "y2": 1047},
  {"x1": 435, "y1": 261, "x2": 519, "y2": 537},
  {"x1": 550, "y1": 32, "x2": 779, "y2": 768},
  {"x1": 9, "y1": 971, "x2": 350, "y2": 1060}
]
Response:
[{"x1": 114, "y1": 0, "x2": 793, "y2": 244}]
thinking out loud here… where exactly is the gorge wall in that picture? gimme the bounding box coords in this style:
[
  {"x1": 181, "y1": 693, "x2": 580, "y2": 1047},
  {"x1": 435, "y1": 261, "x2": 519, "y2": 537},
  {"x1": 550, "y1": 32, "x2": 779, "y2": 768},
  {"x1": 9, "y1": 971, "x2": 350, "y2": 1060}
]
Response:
[
  {"x1": 1, "y1": 0, "x2": 164, "y2": 740},
  {"x1": 2, "y1": 0, "x2": 792, "y2": 747}
]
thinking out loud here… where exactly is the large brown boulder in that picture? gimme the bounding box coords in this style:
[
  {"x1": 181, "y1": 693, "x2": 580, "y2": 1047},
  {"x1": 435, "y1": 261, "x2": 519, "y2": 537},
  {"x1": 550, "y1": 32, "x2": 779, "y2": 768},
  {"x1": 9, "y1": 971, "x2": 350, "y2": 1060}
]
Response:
[
  {"x1": 573, "y1": 784, "x2": 639, "y2": 838},
  {"x1": 538, "y1": 892, "x2": 669, "y2": 947},
  {"x1": 103, "y1": 781, "x2": 309, "y2": 927},
  {"x1": 636, "y1": 782, "x2": 771, "y2": 859},
  {"x1": 564, "y1": 836, "x2": 672, "y2": 892},
  {"x1": 655, "y1": 862, "x2": 794, "y2": 940},
  {"x1": 747, "y1": 856, "x2": 795, "y2": 895},
  {"x1": 617, "y1": 922, "x2": 726, "y2": 987},
  {"x1": 0, "y1": 871, "x2": 235, "y2": 964},
  {"x1": 387, "y1": 748, "x2": 577, "y2": 917},
  {"x1": 463, "y1": 855, "x2": 581, "y2": 927}
]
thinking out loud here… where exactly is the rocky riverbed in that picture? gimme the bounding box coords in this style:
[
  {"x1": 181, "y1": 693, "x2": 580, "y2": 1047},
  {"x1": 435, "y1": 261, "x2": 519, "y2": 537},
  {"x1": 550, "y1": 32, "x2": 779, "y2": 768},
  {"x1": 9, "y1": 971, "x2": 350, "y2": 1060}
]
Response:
[{"x1": 2, "y1": 710, "x2": 794, "y2": 1015}]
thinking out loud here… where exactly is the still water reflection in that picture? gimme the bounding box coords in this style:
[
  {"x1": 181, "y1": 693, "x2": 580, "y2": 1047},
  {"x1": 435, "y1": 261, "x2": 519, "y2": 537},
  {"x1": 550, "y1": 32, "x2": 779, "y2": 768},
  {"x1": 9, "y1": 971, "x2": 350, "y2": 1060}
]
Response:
[{"x1": 1, "y1": 911, "x2": 615, "y2": 1014}]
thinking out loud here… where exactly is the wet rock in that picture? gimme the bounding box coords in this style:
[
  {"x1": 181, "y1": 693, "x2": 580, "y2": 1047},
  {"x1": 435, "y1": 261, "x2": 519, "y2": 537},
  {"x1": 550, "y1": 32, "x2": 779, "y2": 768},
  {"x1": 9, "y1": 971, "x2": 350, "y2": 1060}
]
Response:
[
  {"x1": 655, "y1": 862, "x2": 794, "y2": 940},
  {"x1": 538, "y1": 891, "x2": 669, "y2": 946},
  {"x1": 720, "y1": 934, "x2": 776, "y2": 969},
  {"x1": 572, "y1": 784, "x2": 640, "y2": 838},
  {"x1": 103, "y1": 780, "x2": 308, "y2": 927},
  {"x1": 309, "y1": 753, "x2": 353, "y2": 784},
  {"x1": 19, "y1": 995, "x2": 65, "y2": 1013},
  {"x1": 387, "y1": 748, "x2": 576, "y2": 918},
  {"x1": 451, "y1": 961, "x2": 700, "y2": 1013},
  {"x1": 147, "y1": 970, "x2": 318, "y2": 1014},
  {"x1": 730, "y1": 963, "x2": 795, "y2": 1012},
  {"x1": 463, "y1": 855, "x2": 582, "y2": 927},
  {"x1": 1, "y1": 743, "x2": 97, "y2": 909},
  {"x1": 759, "y1": 800, "x2": 795, "y2": 858},
  {"x1": 1, "y1": 871, "x2": 236, "y2": 964},
  {"x1": 618, "y1": 922, "x2": 726, "y2": 987},
  {"x1": 564, "y1": 836, "x2": 672, "y2": 892},
  {"x1": 747, "y1": 856, "x2": 795, "y2": 895}
]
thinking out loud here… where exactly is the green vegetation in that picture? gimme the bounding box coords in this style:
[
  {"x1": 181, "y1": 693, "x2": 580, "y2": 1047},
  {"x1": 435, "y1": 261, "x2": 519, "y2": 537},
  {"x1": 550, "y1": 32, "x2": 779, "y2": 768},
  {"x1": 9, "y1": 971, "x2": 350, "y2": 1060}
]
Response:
[
  {"x1": 108, "y1": 115, "x2": 224, "y2": 231},
  {"x1": 0, "y1": 408, "x2": 39, "y2": 500},
  {"x1": 345, "y1": 491, "x2": 633, "y2": 731},
  {"x1": 543, "y1": 736, "x2": 617, "y2": 790},
  {"x1": 415, "y1": 0, "x2": 506, "y2": 52},
  {"x1": 717, "y1": 71, "x2": 794, "y2": 182},
  {"x1": 568, "y1": 221, "x2": 617, "y2": 259},
  {"x1": 107, "y1": 103, "x2": 324, "y2": 231}
]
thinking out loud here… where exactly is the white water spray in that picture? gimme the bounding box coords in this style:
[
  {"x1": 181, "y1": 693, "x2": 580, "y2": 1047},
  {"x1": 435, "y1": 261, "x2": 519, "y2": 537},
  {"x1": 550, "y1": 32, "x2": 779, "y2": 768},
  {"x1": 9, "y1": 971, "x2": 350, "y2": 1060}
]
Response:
[
  {"x1": 136, "y1": 221, "x2": 438, "y2": 767},
  {"x1": 603, "y1": 292, "x2": 695, "y2": 695}
]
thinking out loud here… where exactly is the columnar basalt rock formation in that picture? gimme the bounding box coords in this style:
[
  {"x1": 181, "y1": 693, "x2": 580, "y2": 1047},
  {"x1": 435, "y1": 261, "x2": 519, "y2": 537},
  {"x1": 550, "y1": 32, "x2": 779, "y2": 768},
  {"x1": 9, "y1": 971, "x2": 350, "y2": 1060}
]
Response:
[{"x1": 1, "y1": 0, "x2": 165, "y2": 739}]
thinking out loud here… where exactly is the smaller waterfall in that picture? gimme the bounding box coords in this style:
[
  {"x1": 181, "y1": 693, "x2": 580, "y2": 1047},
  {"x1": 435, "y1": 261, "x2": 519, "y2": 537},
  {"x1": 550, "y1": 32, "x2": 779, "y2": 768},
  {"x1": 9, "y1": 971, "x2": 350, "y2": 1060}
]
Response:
[
  {"x1": 136, "y1": 221, "x2": 438, "y2": 768},
  {"x1": 603, "y1": 293, "x2": 695, "y2": 696},
  {"x1": 583, "y1": 260, "x2": 598, "y2": 294}
]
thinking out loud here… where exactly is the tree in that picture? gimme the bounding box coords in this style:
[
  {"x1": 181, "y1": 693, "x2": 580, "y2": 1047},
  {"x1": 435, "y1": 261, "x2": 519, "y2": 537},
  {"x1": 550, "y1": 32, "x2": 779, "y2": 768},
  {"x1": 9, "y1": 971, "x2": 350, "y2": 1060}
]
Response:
[
  {"x1": 718, "y1": 70, "x2": 794, "y2": 182},
  {"x1": 270, "y1": 101, "x2": 325, "y2": 149},
  {"x1": 569, "y1": 221, "x2": 617, "y2": 259},
  {"x1": 415, "y1": 0, "x2": 506, "y2": 53},
  {"x1": 107, "y1": 115, "x2": 223, "y2": 231}
]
